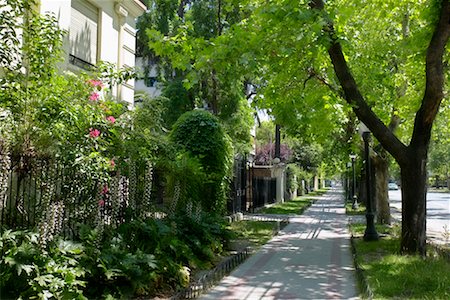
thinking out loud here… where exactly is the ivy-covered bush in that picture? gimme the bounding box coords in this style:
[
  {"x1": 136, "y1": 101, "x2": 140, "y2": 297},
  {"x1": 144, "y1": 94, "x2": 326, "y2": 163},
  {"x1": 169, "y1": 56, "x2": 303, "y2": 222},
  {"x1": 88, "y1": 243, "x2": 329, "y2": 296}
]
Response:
[{"x1": 170, "y1": 110, "x2": 232, "y2": 214}]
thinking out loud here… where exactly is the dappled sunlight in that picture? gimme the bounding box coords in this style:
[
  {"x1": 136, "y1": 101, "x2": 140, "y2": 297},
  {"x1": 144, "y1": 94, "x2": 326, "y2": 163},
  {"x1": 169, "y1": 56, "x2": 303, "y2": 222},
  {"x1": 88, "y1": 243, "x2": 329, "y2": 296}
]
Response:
[
  {"x1": 201, "y1": 256, "x2": 358, "y2": 299},
  {"x1": 201, "y1": 189, "x2": 359, "y2": 299}
]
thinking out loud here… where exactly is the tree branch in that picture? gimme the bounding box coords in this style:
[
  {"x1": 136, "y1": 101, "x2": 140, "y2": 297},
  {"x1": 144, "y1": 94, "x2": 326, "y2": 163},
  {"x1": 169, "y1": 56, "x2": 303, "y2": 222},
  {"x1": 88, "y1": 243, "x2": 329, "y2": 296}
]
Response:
[
  {"x1": 310, "y1": 0, "x2": 408, "y2": 165},
  {"x1": 410, "y1": 0, "x2": 450, "y2": 148},
  {"x1": 303, "y1": 67, "x2": 344, "y2": 97}
]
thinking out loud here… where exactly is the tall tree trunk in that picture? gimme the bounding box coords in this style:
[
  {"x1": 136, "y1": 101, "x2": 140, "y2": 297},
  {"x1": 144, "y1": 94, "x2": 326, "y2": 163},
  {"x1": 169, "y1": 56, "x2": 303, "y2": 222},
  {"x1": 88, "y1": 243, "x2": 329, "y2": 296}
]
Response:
[
  {"x1": 373, "y1": 154, "x2": 391, "y2": 224},
  {"x1": 358, "y1": 166, "x2": 366, "y2": 206},
  {"x1": 399, "y1": 152, "x2": 427, "y2": 255}
]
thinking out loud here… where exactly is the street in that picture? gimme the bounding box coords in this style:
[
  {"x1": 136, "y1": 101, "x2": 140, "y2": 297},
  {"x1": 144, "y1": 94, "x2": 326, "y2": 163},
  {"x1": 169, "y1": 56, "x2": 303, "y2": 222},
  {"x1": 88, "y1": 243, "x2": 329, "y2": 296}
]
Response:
[{"x1": 389, "y1": 190, "x2": 450, "y2": 244}]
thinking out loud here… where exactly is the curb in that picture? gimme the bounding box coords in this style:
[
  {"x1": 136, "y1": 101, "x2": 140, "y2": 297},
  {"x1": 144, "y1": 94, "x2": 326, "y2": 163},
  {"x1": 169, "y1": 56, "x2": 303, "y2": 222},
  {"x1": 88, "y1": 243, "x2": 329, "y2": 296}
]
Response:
[{"x1": 350, "y1": 234, "x2": 374, "y2": 300}]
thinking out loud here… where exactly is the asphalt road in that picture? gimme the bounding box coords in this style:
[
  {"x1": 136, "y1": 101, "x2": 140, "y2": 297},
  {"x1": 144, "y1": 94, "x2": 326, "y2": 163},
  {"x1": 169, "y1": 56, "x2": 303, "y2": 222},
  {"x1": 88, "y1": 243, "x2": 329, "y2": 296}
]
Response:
[{"x1": 389, "y1": 190, "x2": 450, "y2": 244}]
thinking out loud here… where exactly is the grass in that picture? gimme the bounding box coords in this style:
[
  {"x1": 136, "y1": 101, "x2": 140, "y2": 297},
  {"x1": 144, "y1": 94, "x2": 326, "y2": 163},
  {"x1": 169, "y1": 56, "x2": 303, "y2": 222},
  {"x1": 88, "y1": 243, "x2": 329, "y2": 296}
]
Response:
[
  {"x1": 258, "y1": 197, "x2": 313, "y2": 215},
  {"x1": 345, "y1": 202, "x2": 366, "y2": 215},
  {"x1": 256, "y1": 188, "x2": 329, "y2": 215},
  {"x1": 350, "y1": 223, "x2": 450, "y2": 299},
  {"x1": 308, "y1": 188, "x2": 329, "y2": 196},
  {"x1": 228, "y1": 220, "x2": 279, "y2": 248}
]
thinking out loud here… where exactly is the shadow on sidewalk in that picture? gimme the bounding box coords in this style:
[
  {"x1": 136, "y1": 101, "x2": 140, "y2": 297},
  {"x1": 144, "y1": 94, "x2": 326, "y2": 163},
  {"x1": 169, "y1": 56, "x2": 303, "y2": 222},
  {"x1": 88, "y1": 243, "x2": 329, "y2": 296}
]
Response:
[{"x1": 200, "y1": 189, "x2": 359, "y2": 300}]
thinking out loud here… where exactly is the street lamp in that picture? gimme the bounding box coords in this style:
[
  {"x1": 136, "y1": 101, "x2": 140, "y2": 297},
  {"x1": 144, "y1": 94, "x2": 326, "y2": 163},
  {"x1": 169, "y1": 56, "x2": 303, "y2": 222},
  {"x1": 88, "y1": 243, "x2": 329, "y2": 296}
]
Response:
[
  {"x1": 346, "y1": 162, "x2": 352, "y2": 203},
  {"x1": 359, "y1": 122, "x2": 379, "y2": 241},
  {"x1": 349, "y1": 154, "x2": 358, "y2": 209},
  {"x1": 247, "y1": 155, "x2": 254, "y2": 213}
]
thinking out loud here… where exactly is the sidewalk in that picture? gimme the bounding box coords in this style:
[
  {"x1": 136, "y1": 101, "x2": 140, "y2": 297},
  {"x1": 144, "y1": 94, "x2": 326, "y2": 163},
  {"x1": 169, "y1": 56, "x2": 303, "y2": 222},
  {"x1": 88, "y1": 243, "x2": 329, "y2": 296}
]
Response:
[{"x1": 200, "y1": 188, "x2": 359, "y2": 300}]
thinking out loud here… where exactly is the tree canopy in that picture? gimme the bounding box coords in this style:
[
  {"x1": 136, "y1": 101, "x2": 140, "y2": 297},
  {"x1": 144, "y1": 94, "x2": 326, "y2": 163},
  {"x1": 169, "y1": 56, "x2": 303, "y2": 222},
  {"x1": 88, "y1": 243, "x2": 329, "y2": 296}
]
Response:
[
  {"x1": 137, "y1": 0, "x2": 255, "y2": 154},
  {"x1": 144, "y1": 0, "x2": 449, "y2": 255}
]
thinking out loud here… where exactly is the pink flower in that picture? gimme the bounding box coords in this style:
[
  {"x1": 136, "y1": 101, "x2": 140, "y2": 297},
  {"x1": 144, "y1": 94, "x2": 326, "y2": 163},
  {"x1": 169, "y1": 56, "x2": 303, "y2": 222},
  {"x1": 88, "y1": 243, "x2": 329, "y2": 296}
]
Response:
[
  {"x1": 110, "y1": 159, "x2": 116, "y2": 168},
  {"x1": 98, "y1": 199, "x2": 105, "y2": 207},
  {"x1": 106, "y1": 116, "x2": 116, "y2": 124},
  {"x1": 101, "y1": 185, "x2": 109, "y2": 195},
  {"x1": 89, "y1": 92, "x2": 100, "y2": 101},
  {"x1": 88, "y1": 79, "x2": 104, "y2": 89},
  {"x1": 89, "y1": 128, "x2": 101, "y2": 138}
]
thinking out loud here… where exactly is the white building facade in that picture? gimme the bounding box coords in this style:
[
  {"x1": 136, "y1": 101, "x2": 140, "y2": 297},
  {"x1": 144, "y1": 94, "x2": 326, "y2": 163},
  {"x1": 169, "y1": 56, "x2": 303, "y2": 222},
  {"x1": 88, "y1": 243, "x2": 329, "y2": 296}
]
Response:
[
  {"x1": 134, "y1": 57, "x2": 162, "y2": 100},
  {"x1": 39, "y1": 0, "x2": 146, "y2": 106}
]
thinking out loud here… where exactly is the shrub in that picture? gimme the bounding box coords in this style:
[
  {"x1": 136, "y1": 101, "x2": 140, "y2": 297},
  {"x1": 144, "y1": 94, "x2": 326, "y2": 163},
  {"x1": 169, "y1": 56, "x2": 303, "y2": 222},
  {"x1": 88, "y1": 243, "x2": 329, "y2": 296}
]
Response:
[
  {"x1": 0, "y1": 230, "x2": 86, "y2": 300},
  {"x1": 170, "y1": 110, "x2": 232, "y2": 213}
]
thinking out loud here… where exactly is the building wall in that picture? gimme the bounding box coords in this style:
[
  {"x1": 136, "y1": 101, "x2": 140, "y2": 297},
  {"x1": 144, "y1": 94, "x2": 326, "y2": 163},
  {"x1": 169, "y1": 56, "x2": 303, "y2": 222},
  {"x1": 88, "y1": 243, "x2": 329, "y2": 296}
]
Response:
[
  {"x1": 39, "y1": 0, "x2": 145, "y2": 106},
  {"x1": 134, "y1": 57, "x2": 162, "y2": 99}
]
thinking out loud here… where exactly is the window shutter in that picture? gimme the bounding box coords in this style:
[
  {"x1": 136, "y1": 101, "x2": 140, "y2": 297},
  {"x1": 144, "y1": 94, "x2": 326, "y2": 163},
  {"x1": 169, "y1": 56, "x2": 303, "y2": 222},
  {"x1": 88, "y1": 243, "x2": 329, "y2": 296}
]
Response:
[{"x1": 70, "y1": 0, "x2": 98, "y2": 65}]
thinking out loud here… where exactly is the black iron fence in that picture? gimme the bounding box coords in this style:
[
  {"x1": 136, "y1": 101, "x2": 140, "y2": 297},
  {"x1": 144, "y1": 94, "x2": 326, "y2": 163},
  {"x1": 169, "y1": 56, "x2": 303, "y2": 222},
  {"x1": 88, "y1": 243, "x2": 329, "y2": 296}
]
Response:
[
  {"x1": 172, "y1": 247, "x2": 254, "y2": 299},
  {"x1": 228, "y1": 157, "x2": 247, "y2": 213},
  {"x1": 0, "y1": 155, "x2": 155, "y2": 239},
  {"x1": 252, "y1": 177, "x2": 276, "y2": 208}
]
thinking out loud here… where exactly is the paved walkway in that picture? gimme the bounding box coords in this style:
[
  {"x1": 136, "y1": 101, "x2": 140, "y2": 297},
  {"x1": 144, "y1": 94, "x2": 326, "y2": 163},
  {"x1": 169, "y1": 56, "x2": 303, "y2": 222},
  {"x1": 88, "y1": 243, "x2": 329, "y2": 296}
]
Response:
[{"x1": 200, "y1": 188, "x2": 359, "y2": 300}]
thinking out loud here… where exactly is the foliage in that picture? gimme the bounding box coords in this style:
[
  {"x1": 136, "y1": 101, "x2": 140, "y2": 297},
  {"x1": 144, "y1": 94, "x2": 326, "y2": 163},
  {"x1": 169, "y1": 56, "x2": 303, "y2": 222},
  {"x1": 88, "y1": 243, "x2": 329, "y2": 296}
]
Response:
[
  {"x1": 140, "y1": 0, "x2": 255, "y2": 155},
  {"x1": 1, "y1": 211, "x2": 231, "y2": 299},
  {"x1": 170, "y1": 109, "x2": 232, "y2": 176},
  {"x1": 1, "y1": 1, "x2": 65, "y2": 157},
  {"x1": 428, "y1": 106, "x2": 450, "y2": 186},
  {"x1": 78, "y1": 225, "x2": 158, "y2": 298},
  {"x1": 170, "y1": 110, "x2": 233, "y2": 213},
  {"x1": 345, "y1": 202, "x2": 366, "y2": 215},
  {"x1": 127, "y1": 93, "x2": 171, "y2": 161},
  {"x1": 255, "y1": 121, "x2": 275, "y2": 148},
  {"x1": 0, "y1": 0, "x2": 133, "y2": 178},
  {"x1": 1, "y1": 2, "x2": 235, "y2": 298},
  {"x1": 80, "y1": 212, "x2": 229, "y2": 297},
  {"x1": 165, "y1": 152, "x2": 208, "y2": 213},
  {"x1": 0, "y1": 230, "x2": 86, "y2": 300},
  {"x1": 160, "y1": 78, "x2": 196, "y2": 128},
  {"x1": 289, "y1": 141, "x2": 324, "y2": 173},
  {"x1": 153, "y1": 0, "x2": 449, "y2": 254}
]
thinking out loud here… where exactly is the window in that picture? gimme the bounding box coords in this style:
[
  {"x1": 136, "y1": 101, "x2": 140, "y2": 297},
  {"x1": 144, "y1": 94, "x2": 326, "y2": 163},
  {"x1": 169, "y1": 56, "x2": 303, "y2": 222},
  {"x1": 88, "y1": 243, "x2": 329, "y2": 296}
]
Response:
[
  {"x1": 144, "y1": 76, "x2": 157, "y2": 88},
  {"x1": 69, "y1": 0, "x2": 98, "y2": 68}
]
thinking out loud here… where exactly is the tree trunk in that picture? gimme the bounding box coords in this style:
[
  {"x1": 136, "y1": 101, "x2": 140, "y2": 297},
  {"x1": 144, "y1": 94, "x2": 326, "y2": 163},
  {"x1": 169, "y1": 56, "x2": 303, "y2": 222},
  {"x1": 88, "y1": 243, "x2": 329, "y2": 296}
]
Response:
[
  {"x1": 373, "y1": 154, "x2": 391, "y2": 224},
  {"x1": 400, "y1": 153, "x2": 427, "y2": 255},
  {"x1": 358, "y1": 167, "x2": 366, "y2": 206}
]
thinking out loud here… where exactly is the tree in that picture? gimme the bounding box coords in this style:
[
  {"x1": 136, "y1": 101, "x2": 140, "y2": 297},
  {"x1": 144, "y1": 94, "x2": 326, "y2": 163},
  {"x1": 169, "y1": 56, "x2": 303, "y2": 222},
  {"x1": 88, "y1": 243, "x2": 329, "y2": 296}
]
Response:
[
  {"x1": 309, "y1": 0, "x2": 449, "y2": 255},
  {"x1": 189, "y1": 0, "x2": 448, "y2": 255},
  {"x1": 140, "y1": 0, "x2": 255, "y2": 154}
]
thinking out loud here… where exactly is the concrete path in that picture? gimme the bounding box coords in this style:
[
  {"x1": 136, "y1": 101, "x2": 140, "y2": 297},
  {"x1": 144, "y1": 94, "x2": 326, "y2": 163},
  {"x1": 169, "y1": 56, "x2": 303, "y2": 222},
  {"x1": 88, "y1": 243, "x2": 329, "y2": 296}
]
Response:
[{"x1": 200, "y1": 189, "x2": 359, "y2": 300}]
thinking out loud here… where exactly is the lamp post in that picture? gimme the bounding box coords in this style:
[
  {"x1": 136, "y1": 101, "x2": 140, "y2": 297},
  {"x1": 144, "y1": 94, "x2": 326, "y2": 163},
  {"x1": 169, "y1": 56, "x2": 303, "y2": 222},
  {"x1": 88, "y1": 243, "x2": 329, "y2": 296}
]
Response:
[
  {"x1": 359, "y1": 122, "x2": 379, "y2": 241},
  {"x1": 247, "y1": 155, "x2": 254, "y2": 213},
  {"x1": 349, "y1": 154, "x2": 358, "y2": 209},
  {"x1": 346, "y1": 162, "x2": 352, "y2": 203}
]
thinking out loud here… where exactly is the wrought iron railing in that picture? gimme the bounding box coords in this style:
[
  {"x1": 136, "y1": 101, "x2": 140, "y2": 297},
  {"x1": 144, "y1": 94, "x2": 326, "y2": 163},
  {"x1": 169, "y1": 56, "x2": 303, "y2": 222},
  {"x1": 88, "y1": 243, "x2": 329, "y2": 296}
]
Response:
[
  {"x1": 172, "y1": 247, "x2": 254, "y2": 299},
  {"x1": 0, "y1": 155, "x2": 155, "y2": 239}
]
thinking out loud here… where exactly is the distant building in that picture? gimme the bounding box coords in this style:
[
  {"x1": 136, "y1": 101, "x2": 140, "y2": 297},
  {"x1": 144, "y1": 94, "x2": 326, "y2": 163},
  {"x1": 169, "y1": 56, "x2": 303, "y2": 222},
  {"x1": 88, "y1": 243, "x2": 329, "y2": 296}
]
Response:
[
  {"x1": 38, "y1": 0, "x2": 146, "y2": 106},
  {"x1": 134, "y1": 57, "x2": 162, "y2": 101}
]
